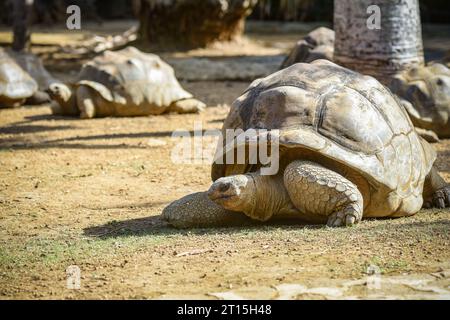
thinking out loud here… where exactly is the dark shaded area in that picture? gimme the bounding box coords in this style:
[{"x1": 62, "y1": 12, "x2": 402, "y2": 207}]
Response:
[
  {"x1": 0, "y1": 142, "x2": 149, "y2": 150},
  {"x1": 0, "y1": 124, "x2": 219, "y2": 150},
  {"x1": 250, "y1": 0, "x2": 334, "y2": 22},
  {"x1": 0, "y1": 0, "x2": 136, "y2": 25},
  {"x1": 0, "y1": 124, "x2": 74, "y2": 135},
  {"x1": 23, "y1": 114, "x2": 73, "y2": 122},
  {"x1": 1, "y1": 0, "x2": 449, "y2": 26},
  {"x1": 44, "y1": 130, "x2": 218, "y2": 143},
  {"x1": 420, "y1": 0, "x2": 450, "y2": 23},
  {"x1": 83, "y1": 210, "x2": 450, "y2": 239},
  {"x1": 250, "y1": 0, "x2": 450, "y2": 24},
  {"x1": 137, "y1": 0, "x2": 257, "y2": 50},
  {"x1": 11, "y1": 0, "x2": 32, "y2": 51},
  {"x1": 83, "y1": 214, "x2": 317, "y2": 239}
]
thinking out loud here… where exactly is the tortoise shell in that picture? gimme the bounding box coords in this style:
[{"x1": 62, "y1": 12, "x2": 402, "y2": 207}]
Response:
[{"x1": 0, "y1": 48, "x2": 37, "y2": 107}]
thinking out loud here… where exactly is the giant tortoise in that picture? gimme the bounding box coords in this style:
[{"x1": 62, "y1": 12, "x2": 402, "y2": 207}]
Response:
[
  {"x1": 390, "y1": 63, "x2": 450, "y2": 139},
  {"x1": 163, "y1": 60, "x2": 449, "y2": 228},
  {"x1": 48, "y1": 47, "x2": 205, "y2": 118}
]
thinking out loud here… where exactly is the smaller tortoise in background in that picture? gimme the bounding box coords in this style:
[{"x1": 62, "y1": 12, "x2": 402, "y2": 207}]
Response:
[
  {"x1": 390, "y1": 63, "x2": 450, "y2": 139},
  {"x1": 49, "y1": 47, "x2": 205, "y2": 118},
  {"x1": 12, "y1": 50, "x2": 58, "y2": 105},
  {"x1": 280, "y1": 27, "x2": 334, "y2": 69},
  {"x1": 0, "y1": 48, "x2": 57, "y2": 107},
  {"x1": 0, "y1": 49, "x2": 37, "y2": 107},
  {"x1": 164, "y1": 60, "x2": 450, "y2": 229}
]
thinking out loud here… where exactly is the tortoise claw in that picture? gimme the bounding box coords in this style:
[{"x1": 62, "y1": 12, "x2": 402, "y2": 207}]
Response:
[
  {"x1": 431, "y1": 187, "x2": 450, "y2": 209},
  {"x1": 327, "y1": 206, "x2": 361, "y2": 228}
]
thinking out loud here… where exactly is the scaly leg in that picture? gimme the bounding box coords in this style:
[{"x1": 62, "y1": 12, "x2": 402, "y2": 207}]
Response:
[
  {"x1": 76, "y1": 86, "x2": 96, "y2": 119},
  {"x1": 284, "y1": 161, "x2": 364, "y2": 227}
]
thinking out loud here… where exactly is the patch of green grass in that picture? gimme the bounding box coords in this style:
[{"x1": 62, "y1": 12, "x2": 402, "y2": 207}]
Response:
[{"x1": 0, "y1": 233, "x2": 178, "y2": 272}]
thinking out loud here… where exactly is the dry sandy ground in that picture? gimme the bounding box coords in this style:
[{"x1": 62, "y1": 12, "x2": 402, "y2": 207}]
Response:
[
  {"x1": 0, "y1": 84, "x2": 449, "y2": 299},
  {"x1": 0, "y1": 22, "x2": 450, "y2": 300}
]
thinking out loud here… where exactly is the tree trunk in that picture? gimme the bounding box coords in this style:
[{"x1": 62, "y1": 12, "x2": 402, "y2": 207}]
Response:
[
  {"x1": 138, "y1": 0, "x2": 258, "y2": 50},
  {"x1": 12, "y1": 0, "x2": 34, "y2": 52},
  {"x1": 334, "y1": 0, "x2": 424, "y2": 84}
]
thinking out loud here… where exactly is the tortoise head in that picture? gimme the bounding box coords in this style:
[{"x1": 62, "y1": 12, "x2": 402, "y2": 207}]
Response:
[
  {"x1": 47, "y1": 83, "x2": 78, "y2": 116},
  {"x1": 48, "y1": 83, "x2": 73, "y2": 103},
  {"x1": 207, "y1": 175, "x2": 256, "y2": 213}
]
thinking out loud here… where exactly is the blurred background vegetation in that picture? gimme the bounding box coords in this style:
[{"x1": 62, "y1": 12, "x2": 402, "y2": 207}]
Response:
[
  {"x1": 250, "y1": 0, "x2": 450, "y2": 23},
  {"x1": 0, "y1": 0, "x2": 449, "y2": 25}
]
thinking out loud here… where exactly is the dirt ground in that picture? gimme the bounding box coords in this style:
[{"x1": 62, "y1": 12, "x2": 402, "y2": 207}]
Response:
[{"x1": 0, "y1": 22, "x2": 449, "y2": 300}]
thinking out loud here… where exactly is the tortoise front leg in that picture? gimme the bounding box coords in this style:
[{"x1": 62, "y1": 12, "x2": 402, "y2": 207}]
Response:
[
  {"x1": 76, "y1": 86, "x2": 96, "y2": 119},
  {"x1": 423, "y1": 166, "x2": 450, "y2": 208},
  {"x1": 283, "y1": 161, "x2": 364, "y2": 227}
]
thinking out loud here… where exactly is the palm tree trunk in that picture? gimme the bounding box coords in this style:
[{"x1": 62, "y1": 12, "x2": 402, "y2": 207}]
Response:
[
  {"x1": 12, "y1": 0, "x2": 34, "y2": 52},
  {"x1": 334, "y1": 0, "x2": 424, "y2": 84}
]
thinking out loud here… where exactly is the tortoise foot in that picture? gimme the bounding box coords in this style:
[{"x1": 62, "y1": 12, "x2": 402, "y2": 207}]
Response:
[{"x1": 327, "y1": 204, "x2": 362, "y2": 227}]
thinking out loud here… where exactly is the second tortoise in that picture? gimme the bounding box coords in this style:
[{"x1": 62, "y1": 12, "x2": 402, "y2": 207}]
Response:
[{"x1": 49, "y1": 47, "x2": 205, "y2": 118}]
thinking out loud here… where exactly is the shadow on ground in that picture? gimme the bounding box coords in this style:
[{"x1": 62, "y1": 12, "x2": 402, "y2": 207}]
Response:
[
  {"x1": 0, "y1": 128, "x2": 219, "y2": 150},
  {"x1": 83, "y1": 206, "x2": 450, "y2": 240},
  {"x1": 0, "y1": 124, "x2": 76, "y2": 135},
  {"x1": 82, "y1": 214, "x2": 321, "y2": 239}
]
